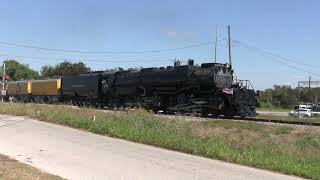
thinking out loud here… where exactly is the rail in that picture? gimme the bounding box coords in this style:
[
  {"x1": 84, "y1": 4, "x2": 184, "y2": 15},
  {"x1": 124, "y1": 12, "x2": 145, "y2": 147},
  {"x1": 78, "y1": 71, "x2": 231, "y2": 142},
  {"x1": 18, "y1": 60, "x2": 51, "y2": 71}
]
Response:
[{"x1": 232, "y1": 117, "x2": 320, "y2": 126}]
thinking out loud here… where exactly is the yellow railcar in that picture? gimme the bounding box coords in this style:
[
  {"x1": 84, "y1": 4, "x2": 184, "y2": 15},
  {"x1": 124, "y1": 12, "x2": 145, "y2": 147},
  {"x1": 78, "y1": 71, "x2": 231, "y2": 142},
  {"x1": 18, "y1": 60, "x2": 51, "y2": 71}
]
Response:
[
  {"x1": 6, "y1": 81, "x2": 32, "y2": 95},
  {"x1": 30, "y1": 79, "x2": 61, "y2": 96}
]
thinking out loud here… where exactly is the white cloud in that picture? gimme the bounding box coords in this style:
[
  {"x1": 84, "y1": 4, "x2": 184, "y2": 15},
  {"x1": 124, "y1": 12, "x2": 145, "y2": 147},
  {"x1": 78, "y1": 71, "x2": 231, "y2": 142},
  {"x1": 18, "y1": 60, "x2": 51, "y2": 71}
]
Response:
[
  {"x1": 166, "y1": 31, "x2": 178, "y2": 38},
  {"x1": 165, "y1": 31, "x2": 197, "y2": 39}
]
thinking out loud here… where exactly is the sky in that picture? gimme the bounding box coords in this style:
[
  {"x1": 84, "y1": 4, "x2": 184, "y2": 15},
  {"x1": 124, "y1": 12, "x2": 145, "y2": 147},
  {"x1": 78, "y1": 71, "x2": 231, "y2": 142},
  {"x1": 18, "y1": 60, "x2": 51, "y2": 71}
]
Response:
[{"x1": 0, "y1": 0, "x2": 319, "y2": 90}]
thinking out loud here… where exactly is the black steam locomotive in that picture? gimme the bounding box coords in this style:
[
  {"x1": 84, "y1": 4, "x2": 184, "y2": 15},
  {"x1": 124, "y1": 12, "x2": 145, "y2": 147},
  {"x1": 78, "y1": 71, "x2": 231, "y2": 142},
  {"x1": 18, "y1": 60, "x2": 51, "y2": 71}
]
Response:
[{"x1": 61, "y1": 59, "x2": 256, "y2": 118}]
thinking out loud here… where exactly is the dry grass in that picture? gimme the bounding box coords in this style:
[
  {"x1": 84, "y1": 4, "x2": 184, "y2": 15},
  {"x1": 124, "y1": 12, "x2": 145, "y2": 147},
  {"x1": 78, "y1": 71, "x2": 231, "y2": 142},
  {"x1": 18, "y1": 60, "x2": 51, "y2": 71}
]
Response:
[{"x1": 0, "y1": 154, "x2": 63, "y2": 180}]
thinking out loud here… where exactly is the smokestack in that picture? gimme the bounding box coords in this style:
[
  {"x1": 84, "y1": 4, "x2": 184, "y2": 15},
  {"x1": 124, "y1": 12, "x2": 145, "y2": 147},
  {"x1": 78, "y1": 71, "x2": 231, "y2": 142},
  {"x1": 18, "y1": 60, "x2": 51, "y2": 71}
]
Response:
[{"x1": 174, "y1": 59, "x2": 180, "y2": 67}]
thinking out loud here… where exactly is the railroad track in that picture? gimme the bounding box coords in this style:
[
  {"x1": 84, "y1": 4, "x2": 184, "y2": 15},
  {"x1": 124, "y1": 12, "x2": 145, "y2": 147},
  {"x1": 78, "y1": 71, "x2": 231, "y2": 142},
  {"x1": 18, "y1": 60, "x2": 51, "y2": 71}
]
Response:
[
  {"x1": 111, "y1": 108, "x2": 320, "y2": 127},
  {"x1": 53, "y1": 105, "x2": 320, "y2": 127},
  {"x1": 156, "y1": 112, "x2": 320, "y2": 127},
  {"x1": 238, "y1": 117, "x2": 320, "y2": 126}
]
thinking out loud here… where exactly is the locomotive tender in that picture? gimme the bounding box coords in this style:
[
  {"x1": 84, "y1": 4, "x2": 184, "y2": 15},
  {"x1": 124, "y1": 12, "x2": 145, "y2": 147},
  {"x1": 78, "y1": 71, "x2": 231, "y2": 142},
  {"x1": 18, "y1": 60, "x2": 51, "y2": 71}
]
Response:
[{"x1": 5, "y1": 59, "x2": 256, "y2": 118}]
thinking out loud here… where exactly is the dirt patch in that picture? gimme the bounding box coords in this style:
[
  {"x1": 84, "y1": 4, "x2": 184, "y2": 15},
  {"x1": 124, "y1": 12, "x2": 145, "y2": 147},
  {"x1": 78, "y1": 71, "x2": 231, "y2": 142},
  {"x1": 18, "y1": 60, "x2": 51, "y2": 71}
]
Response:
[{"x1": 0, "y1": 154, "x2": 63, "y2": 180}]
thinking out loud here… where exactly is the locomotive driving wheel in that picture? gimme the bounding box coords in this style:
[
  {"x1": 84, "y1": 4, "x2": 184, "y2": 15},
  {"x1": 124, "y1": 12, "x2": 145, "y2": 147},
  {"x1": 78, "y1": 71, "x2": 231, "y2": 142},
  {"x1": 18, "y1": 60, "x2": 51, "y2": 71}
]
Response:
[{"x1": 151, "y1": 91, "x2": 160, "y2": 112}]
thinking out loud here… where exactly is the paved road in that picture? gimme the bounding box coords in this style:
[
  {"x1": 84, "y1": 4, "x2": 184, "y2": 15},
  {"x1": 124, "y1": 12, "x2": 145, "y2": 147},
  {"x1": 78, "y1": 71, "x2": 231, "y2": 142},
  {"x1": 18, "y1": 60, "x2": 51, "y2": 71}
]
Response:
[
  {"x1": 257, "y1": 111, "x2": 289, "y2": 116},
  {"x1": 0, "y1": 114, "x2": 302, "y2": 180}
]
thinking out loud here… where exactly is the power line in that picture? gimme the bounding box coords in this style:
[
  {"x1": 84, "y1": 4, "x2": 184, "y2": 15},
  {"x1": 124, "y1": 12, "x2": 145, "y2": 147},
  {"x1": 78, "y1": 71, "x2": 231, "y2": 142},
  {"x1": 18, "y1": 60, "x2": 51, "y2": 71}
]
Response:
[
  {"x1": 234, "y1": 40, "x2": 320, "y2": 77},
  {"x1": 0, "y1": 40, "x2": 214, "y2": 54},
  {"x1": 0, "y1": 38, "x2": 226, "y2": 63},
  {"x1": 237, "y1": 42, "x2": 320, "y2": 77},
  {"x1": 233, "y1": 40, "x2": 319, "y2": 69},
  {"x1": 0, "y1": 53, "x2": 175, "y2": 63}
]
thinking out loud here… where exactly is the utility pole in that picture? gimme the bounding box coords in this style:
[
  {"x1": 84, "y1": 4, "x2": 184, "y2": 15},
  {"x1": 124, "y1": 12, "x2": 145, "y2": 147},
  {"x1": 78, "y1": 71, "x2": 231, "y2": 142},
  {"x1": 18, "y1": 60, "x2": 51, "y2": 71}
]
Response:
[
  {"x1": 308, "y1": 76, "x2": 311, "y2": 103},
  {"x1": 1, "y1": 62, "x2": 5, "y2": 102},
  {"x1": 214, "y1": 25, "x2": 218, "y2": 63},
  {"x1": 298, "y1": 82, "x2": 300, "y2": 117},
  {"x1": 227, "y1": 25, "x2": 232, "y2": 68}
]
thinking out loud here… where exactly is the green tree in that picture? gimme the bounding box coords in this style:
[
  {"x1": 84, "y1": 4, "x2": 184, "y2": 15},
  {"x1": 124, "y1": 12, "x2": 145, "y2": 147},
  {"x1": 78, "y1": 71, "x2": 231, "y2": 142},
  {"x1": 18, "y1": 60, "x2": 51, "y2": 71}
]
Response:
[
  {"x1": 4, "y1": 60, "x2": 39, "y2": 81},
  {"x1": 41, "y1": 61, "x2": 91, "y2": 78},
  {"x1": 258, "y1": 85, "x2": 320, "y2": 108},
  {"x1": 258, "y1": 85, "x2": 297, "y2": 108},
  {"x1": 299, "y1": 87, "x2": 320, "y2": 104}
]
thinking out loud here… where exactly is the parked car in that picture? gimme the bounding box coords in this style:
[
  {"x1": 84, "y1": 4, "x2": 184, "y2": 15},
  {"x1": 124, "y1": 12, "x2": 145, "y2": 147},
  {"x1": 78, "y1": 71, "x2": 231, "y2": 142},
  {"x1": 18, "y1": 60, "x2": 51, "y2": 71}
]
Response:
[
  {"x1": 289, "y1": 109, "x2": 312, "y2": 118},
  {"x1": 311, "y1": 106, "x2": 320, "y2": 117}
]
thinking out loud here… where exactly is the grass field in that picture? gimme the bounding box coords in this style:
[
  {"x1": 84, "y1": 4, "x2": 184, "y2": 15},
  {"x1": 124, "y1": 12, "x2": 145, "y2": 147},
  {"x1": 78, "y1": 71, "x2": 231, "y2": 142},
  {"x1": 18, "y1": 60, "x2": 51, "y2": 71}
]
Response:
[
  {"x1": 0, "y1": 154, "x2": 63, "y2": 180},
  {"x1": 0, "y1": 103, "x2": 319, "y2": 179}
]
